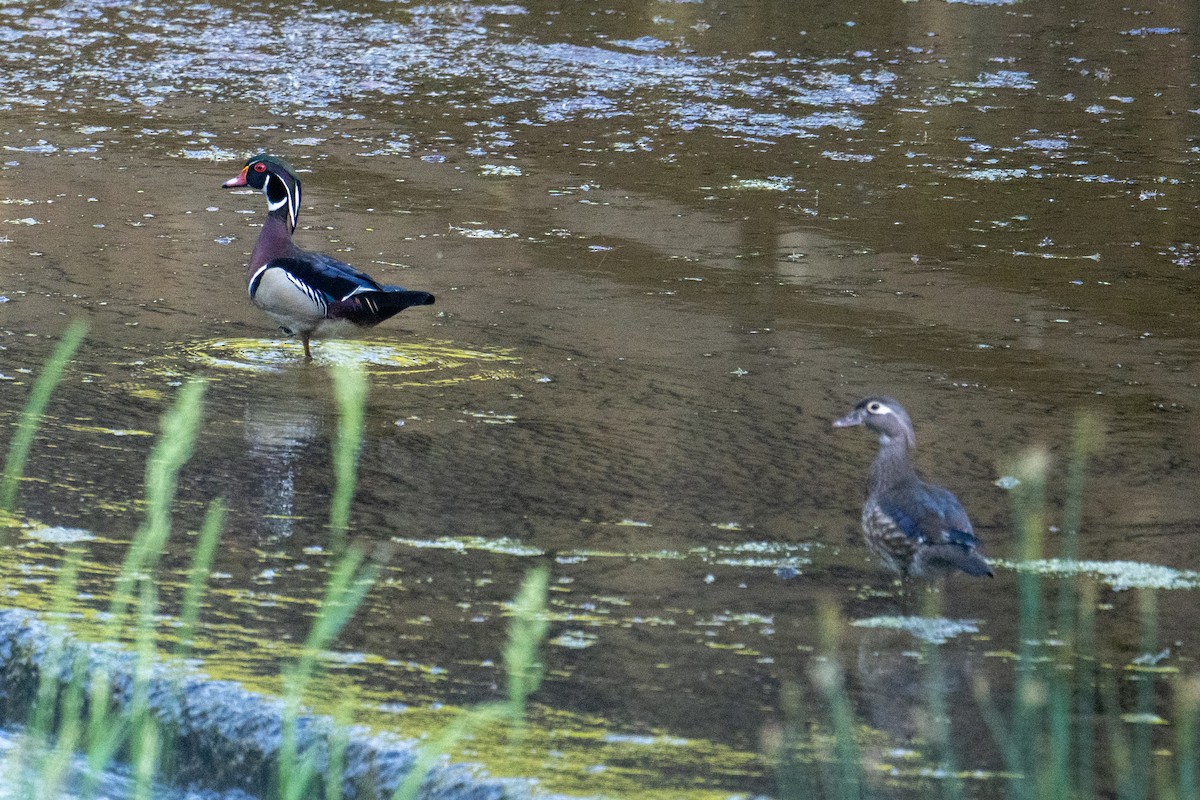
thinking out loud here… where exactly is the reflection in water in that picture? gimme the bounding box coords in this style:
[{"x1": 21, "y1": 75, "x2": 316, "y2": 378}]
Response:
[
  {"x1": 854, "y1": 623, "x2": 981, "y2": 746},
  {"x1": 242, "y1": 396, "x2": 315, "y2": 542},
  {"x1": 207, "y1": 335, "x2": 527, "y2": 541},
  {"x1": 856, "y1": 627, "x2": 930, "y2": 746}
]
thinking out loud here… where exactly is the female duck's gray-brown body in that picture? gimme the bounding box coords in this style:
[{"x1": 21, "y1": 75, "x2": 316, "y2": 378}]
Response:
[
  {"x1": 833, "y1": 396, "x2": 993, "y2": 580},
  {"x1": 223, "y1": 154, "x2": 434, "y2": 360}
]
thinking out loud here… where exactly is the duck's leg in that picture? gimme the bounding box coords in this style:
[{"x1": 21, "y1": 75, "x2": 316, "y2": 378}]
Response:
[
  {"x1": 301, "y1": 333, "x2": 313, "y2": 361},
  {"x1": 895, "y1": 576, "x2": 914, "y2": 614}
]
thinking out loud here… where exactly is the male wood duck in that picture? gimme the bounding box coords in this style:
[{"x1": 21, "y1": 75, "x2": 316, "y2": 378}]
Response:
[
  {"x1": 222, "y1": 154, "x2": 435, "y2": 360},
  {"x1": 833, "y1": 397, "x2": 993, "y2": 580}
]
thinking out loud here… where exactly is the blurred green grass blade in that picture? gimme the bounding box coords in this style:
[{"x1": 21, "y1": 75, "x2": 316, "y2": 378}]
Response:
[
  {"x1": 391, "y1": 703, "x2": 511, "y2": 800},
  {"x1": 1045, "y1": 655, "x2": 1072, "y2": 799},
  {"x1": 140, "y1": 378, "x2": 207, "y2": 545},
  {"x1": 40, "y1": 654, "x2": 87, "y2": 800},
  {"x1": 1008, "y1": 448, "x2": 1048, "y2": 799},
  {"x1": 393, "y1": 567, "x2": 551, "y2": 800},
  {"x1": 813, "y1": 601, "x2": 865, "y2": 800},
  {"x1": 1075, "y1": 579, "x2": 1098, "y2": 800},
  {"x1": 277, "y1": 690, "x2": 321, "y2": 800},
  {"x1": 0, "y1": 320, "x2": 87, "y2": 515},
  {"x1": 1100, "y1": 672, "x2": 1135, "y2": 800},
  {"x1": 329, "y1": 365, "x2": 367, "y2": 549},
  {"x1": 107, "y1": 378, "x2": 207, "y2": 633},
  {"x1": 774, "y1": 682, "x2": 817, "y2": 800},
  {"x1": 278, "y1": 545, "x2": 380, "y2": 798},
  {"x1": 1055, "y1": 413, "x2": 1102, "y2": 657},
  {"x1": 76, "y1": 378, "x2": 207, "y2": 790},
  {"x1": 83, "y1": 668, "x2": 125, "y2": 796},
  {"x1": 278, "y1": 366, "x2": 375, "y2": 800},
  {"x1": 325, "y1": 687, "x2": 355, "y2": 800},
  {"x1": 30, "y1": 549, "x2": 84, "y2": 739},
  {"x1": 504, "y1": 565, "x2": 549, "y2": 714},
  {"x1": 298, "y1": 545, "x2": 379, "y2": 672},
  {"x1": 1059, "y1": 412, "x2": 1101, "y2": 561},
  {"x1": 29, "y1": 551, "x2": 86, "y2": 800},
  {"x1": 1176, "y1": 677, "x2": 1200, "y2": 800},
  {"x1": 1129, "y1": 589, "x2": 1158, "y2": 800},
  {"x1": 920, "y1": 592, "x2": 964, "y2": 800},
  {"x1": 131, "y1": 580, "x2": 161, "y2": 800},
  {"x1": 174, "y1": 498, "x2": 226, "y2": 658},
  {"x1": 973, "y1": 676, "x2": 1022, "y2": 793}
]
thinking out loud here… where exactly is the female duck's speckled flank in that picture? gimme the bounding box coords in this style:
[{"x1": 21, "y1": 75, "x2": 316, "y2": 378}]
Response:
[
  {"x1": 833, "y1": 396, "x2": 993, "y2": 580},
  {"x1": 223, "y1": 154, "x2": 434, "y2": 360}
]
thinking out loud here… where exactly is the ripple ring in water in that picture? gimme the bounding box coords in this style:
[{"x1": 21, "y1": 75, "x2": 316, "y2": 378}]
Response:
[{"x1": 175, "y1": 337, "x2": 524, "y2": 385}]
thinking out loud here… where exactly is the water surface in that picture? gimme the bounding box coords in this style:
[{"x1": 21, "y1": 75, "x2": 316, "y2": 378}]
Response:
[{"x1": 2, "y1": 0, "x2": 1199, "y2": 796}]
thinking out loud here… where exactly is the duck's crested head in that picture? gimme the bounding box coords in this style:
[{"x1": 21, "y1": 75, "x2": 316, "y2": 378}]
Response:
[
  {"x1": 223, "y1": 153, "x2": 303, "y2": 232},
  {"x1": 832, "y1": 396, "x2": 916, "y2": 449},
  {"x1": 245, "y1": 153, "x2": 300, "y2": 184}
]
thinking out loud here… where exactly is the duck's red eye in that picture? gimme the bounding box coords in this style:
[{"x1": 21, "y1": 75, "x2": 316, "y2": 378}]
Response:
[{"x1": 253, "y1": 162, "x2": 267, "y2": 172}]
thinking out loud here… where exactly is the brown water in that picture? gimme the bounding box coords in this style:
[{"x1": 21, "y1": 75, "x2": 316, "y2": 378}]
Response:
[{"x1": 2, "y1": 0, "x2": 1199, "y2": 797}]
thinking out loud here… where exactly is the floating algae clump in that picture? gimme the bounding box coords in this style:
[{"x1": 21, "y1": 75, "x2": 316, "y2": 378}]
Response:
[
  {"x1": 851, "y1": 616, "x2": 980, "y2": 645},
  {"x1": 1001, "y1": 559, "x2": 1200, "y2": 591}
]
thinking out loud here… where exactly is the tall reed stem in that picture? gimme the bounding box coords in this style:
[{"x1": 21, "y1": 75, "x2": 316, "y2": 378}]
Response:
[
  {"x1": 1009, "y1": 449, "x2": 1048, "y2": 800},
  {"x1": 0, "y1": 320, "x2": 87, "y2": 517},
  {"x1": 812, "y1": 601, "x2": 865, "y2": 800},
  {"x1": 329, "y1": 365, "x2": 367, "y2": 553}
]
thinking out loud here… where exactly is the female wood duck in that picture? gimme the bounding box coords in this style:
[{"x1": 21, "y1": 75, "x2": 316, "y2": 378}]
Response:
[
  {"x1": 833, "y1": 397, "x2": 993, "y2": 580},
  {"x1": 222, "y1": 154, "x2": 435, "y2": 360}
]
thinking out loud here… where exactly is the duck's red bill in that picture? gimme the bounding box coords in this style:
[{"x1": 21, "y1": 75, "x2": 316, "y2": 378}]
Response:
[{"x1": 222, "y1": 167, "x2": 248, "y2": 188}]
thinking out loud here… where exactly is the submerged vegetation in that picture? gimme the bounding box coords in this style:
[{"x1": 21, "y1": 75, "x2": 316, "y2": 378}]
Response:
[{"x1": 0, "y1": 323, "x2": 550, "y2": 800}]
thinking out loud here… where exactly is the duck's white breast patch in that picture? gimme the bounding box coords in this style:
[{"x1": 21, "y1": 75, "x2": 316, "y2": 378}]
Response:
[{"x1": 249, "y1": 267, "x2": 327, "y2": 334}]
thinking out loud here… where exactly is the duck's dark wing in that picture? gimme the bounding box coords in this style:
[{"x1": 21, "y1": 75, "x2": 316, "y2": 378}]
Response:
[
  {"x1": 256, "y1": 254, "x2": 385, "y2": 305},
  {"x1": 876, "y1": 481, "x2": 992, "y2": 578},
  {"x1": 250, "y1": 253, "x2": 435, "y2": 329},
  {"x1": 876, "y1": 481, "x2": 975, "y2": 546}
]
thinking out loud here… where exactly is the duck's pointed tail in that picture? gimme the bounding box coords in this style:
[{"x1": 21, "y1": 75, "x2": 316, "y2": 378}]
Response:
[
  {"x1": 919, "y1": 544, "x2": 995, "y2": 578},
  {"x1": 330, "y1": 288, "x2": 436, "y2": 327}
]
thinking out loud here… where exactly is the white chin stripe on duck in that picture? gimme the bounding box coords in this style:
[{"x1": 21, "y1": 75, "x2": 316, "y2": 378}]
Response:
[{"x1": 264, "y1": 174, "x2": 301, "y2": 232}]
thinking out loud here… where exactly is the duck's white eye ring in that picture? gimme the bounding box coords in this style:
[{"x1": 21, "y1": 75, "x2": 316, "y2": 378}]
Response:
[{"x1": 867, "y1": 401, "x2": 883, "y2": 413}]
